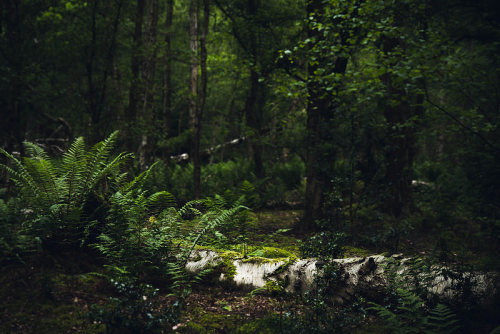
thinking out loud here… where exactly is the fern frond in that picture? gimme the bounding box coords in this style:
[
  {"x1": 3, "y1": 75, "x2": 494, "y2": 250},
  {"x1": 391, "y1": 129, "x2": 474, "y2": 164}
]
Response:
[
  {"x1": 23, "y1": 157, "x2": 59, "y2": 204},
  {"x1": 76, "y1": 131, "x2": 119, "y2": 201},
  {"x1": 23, "y1": 141, "x2": 50, "y2": 161},
  {"x1": 90, "y1": 152, "x2": 133, "y2": 191},
  {"x1": 425, "y1": 304, "x2": 460, "y2": 334},
  {"x1": 185, "y1": 205, "x2": 246, "y2": 260},
  {"x1": 178, "y1": 200, "x2": 205, "y2": 217},
  {"x1": 490, "y1": 326, "x2": 500, "y2": 334},
  {"x1": 147, "y1": 191, "x2": 177, "y2": 213},
  {"x1": 0, "y1": 148, "x2": 42, "y2": 204},
  {"x1": 59, "y1": 137, "x2": 86, "y2": 209},
  {"x1": 120, "y1": 160, "x2": 158, "y2": 193}
]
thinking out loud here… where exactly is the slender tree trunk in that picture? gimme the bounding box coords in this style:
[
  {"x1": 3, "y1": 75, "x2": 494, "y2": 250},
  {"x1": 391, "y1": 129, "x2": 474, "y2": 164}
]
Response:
[
  {"x1": 303, "y1": 0, "x2": 327, "y2": 231},
  {"x1": 82, "y1": 0, "x2": 123, "y2": 143},
  {"x1": 380, "y1": 37, "x2": 419, "y2": 220},
  {"x1": 86, "y1": 0, "x2": 99, "y2": 140},
  {"x1": 244, "y1": 0, "x2": 266, "y2": 179},
  {"x1": 142, "y1": 0, "x2": 159, "y2": 116},
  {"x1": 1, "y1": 0, "x2": 23, "y2": 155},
  {"x1": 162, "y1": 0, "x2": 174, "y2": 143},
  {"x1": 244, "y1": 69, "x2": 266, "y2": 179},
  {"x1": 188, "y1": 0, "x2": 200, "y2": 198},
  {"x1": 126, "y1": 0, "x2": 145, "y2": 151},
  {"x1": 303, "y1": 0, "x2": 348, "y2": 231},
  {"x1": 192, "y1": 0, "x2": 210, "y2": 198},
  {"x1": 139, "y1": 0, "x2": 159, "y2": 169}
]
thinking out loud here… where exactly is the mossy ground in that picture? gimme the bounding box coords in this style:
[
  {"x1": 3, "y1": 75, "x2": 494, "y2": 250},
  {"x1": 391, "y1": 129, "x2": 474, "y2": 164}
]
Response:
[
  {"x1": 1, "y1": 209, "x2": 498, "y2": 333},
  {"x1": 0, "y1": 257, "x2": 106, "y2": 333}
]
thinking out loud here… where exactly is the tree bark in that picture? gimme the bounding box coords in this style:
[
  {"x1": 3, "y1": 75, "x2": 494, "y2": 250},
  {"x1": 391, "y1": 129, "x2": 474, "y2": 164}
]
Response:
[
  {"x1": 246, "y1": 0, "x2": 266, "y2": 179},
  {"x1": 126, "y1": 0, "x2": 145, "y2": 151},
  {"x1": 0, "y1": 0, "x2": 24, "y2": 155},
  {"x1": 192, "y1": 0, "x2": 210, "y2": 198},
  {"x1": 186, "y1": 250, "x2": 499, "y2": 306},
  {"x1": 189, "y1": 0, "x2": 200, "y2": 198},
  {"x1": 138, "y1": 0, "x2": 159, "y2": 169},
  {"x1": 244, "y1": 69, "x2": 266, "y2": 179},
  {"x1": 162, "y1": 0, "x2": 174, "y2": 143},
  {"x1": 83, "y1": 0, "x2": 123, "y2": 143},
  {"x1": 303, "y1": 1, "x2": 348, "y2": 231},
  {"x1": 380, "y1": 37, "x2": 420, "y2": 221}
]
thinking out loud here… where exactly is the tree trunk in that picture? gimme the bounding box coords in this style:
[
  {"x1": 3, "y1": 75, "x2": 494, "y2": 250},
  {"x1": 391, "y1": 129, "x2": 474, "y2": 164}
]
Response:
[
  {"x1": 189, "y1": 0, "x2": 200, "y2": 198},
  {"x1": 126, "y1": 0, "x2": 145, "y2": 151},
  {"x1": 244, "y1": 69, "x2": 266, "y2": 179},
  {"x1": 186, "y1": 250, "x2": 499, "y2": 306},
  {"x1": 192, "y1": 0, "x2": 210, "y2": 198},
  {"x1": 380, "y1": 37, "x2": 419, "y2": 220},
  {"x1": 0, "y1": 0, "x2": 24, "y2": 156},
  {"x1": 303, "y1": 88, "x2": 328, "y2": 230},
  {"x1": 243, "y1": 0, "x2": 266, "y2": 180},
  {"x1": 83, "y1": 0, "x2": 123, "y2": 143},
  {"x1": 85, "y1": 0, "x2": 99, "y2": 141},
  {"x1": 162, "y1": 0, "x2": 174, "y2": 145},
  {"x1": 138, "y1": 0, "x2": 159, "y2": 169},
  {"x1": 303, "y1": 1, "x2": 348, "y2": 231}
]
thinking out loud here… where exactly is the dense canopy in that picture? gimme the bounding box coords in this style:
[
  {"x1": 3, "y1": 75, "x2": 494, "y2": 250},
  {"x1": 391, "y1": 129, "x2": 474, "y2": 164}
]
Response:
[{"x1": 1, "y1": 0, "x2": 499, "y2": 332}]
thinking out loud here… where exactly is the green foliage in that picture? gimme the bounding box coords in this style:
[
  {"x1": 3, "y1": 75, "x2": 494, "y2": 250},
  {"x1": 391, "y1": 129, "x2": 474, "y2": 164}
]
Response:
[
  {"x1": 87, "y1": 270, "x2": 179, "y2": 333},
  {"x1": 248, "y1": 246, "x2": 295, "y2": 259},
  {"x1": 301, "y1": 231, "x2": 346, "y2": 260},
  {"x1": 369, "y1": 289, "x2": 460, "y2": 334},
  {"x1": 0, "y1": 131, "x2": 132, "y2": 246},
  {"x1": 158, "y1": 157, "x2": 305, "y2": 208},
  {"x1": 0, "y1": 197, "x2": 39, "y2": 263},
  {"x1": 490, "y1": 326, "x2": 500, "y2": 334}
]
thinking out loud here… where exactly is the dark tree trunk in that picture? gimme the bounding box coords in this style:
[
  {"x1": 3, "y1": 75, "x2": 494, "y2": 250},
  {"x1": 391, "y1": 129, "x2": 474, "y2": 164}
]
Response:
[
  {"x1": 380, "y1": 37, "x2": 420, "y2": 219},
  {"x1": 138, "y1": 0, "x2": 159, "y2": 169},
  {"x1": 244, "y1": 69, "x2": 266, "y2": 179},
  {"x1": 189, "y1": 0, "x2": 200, "y2": 198},
  {"x1": 126, "y1": 0, "x2": 145, "y2": 151},
  {"x1": 162, "y1": 0, "x2": 174, "y2": 143},
  {"x1": 302, "y1": 0, "x2": 348, "y2": 231},
  {"x1": 0, "y1": 0, "x2": 24, "y2": 155},
  {"x1": 192, "y1": 0, "x2": 210, "y2": 198},
  {"x1": 142, "y1": 0, "x2": 159, "y2": 116},
  {"x1": 243, "y1": 0, "x2": 266, "y2": 179},
  {"x1": 86, "y1": 0, "x2": 100, "y2": 141}
]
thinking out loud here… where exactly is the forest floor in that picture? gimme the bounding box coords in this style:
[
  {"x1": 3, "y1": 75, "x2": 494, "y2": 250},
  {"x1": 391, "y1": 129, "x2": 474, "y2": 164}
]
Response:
[{"x1": 1, "y1": 209, "x2": 498, "y2": 333}]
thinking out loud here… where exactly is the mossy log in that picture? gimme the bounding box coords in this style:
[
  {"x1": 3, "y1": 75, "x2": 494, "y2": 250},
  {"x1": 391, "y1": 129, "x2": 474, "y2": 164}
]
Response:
[{"x1": 186, "y1": 251, "x2": 499, "y2": 305}]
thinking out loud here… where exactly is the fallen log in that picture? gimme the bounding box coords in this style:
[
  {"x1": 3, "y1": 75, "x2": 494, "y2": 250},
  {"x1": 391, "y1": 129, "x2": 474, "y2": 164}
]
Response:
[{"x1": 186, "y1": 250, "x2": 499, "y2": 305}]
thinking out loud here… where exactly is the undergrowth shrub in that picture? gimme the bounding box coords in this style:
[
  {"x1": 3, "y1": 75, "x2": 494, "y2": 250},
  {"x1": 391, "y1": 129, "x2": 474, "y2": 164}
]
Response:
[
  {"x1": 87, "y1": 267, "x2": 180, "y2": 334},
  {"x1": 1, "y1": 132, "x2": 248, "y2": 332},
  {"x1": 93, "y1": 162, "x2": 246, "y2": 279},
  {"x1": 369, "y1": 288, "x2": 460, "y2": 334},
  {"x1": 91, "y1": 193, "x2": 245, "y2": 332},
  {"x1": 300, "y1": 230, "x2": 346, "y2": 259},
  {"x1": 156, "y1": 156, "x2": 305, "y2": 207},
  {"x1": 0, "y1": 131, "x2": 131, "y2": 247},
  {"x1": 0, "y1": 197, "x2": 39, "y2": 263}
]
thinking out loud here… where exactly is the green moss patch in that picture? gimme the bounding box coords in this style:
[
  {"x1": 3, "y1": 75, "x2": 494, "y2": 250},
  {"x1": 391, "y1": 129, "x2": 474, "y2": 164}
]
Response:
[
  {"x1": 343, "y1": 246, "x2": 372, "y2": 258},
  {"x1": 248, "y1": 246, "x2": 295, "y2": 259}
]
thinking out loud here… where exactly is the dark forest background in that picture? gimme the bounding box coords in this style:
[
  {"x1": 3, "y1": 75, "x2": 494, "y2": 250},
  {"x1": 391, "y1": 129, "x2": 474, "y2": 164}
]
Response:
[{"x1": 1, "y1": 0, "x2": 499, "y2": 332}]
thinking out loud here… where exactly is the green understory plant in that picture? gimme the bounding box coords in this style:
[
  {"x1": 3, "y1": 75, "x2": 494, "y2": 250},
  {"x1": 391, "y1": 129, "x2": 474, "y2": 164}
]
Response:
[
  {"x1": 369, "y1": 288, "x2": 460, "y2": 334},
  {"x1": 0, "y1": 131, "x2": 132, "y2": 247},
  {"x1": 87, "y1": 266, "x2": 180, "y2": 334}
]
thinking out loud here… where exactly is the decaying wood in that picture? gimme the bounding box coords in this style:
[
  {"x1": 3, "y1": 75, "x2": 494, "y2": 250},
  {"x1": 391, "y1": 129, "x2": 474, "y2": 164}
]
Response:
[{"x1": 186, "y1": 250, "x2": 499, "y2": 305}]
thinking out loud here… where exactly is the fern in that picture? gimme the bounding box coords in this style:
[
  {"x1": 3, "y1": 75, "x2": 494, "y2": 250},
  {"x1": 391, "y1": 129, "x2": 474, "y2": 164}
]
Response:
[
  {"x1": 184, "y1": 204, "x2": 247, "y2": 261},
  {"x1": 0, "y1": 132, "x2": 131, "y2": 246},
  {"x1": 490, "y1": 326, "x2": 500, "y2": 334},
  {"x1": 425, "y1": 303, "x2": 460, "y2": 334},
  {"x1": 369, "y1": 289, "x2": 460, "y2": 334}
]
